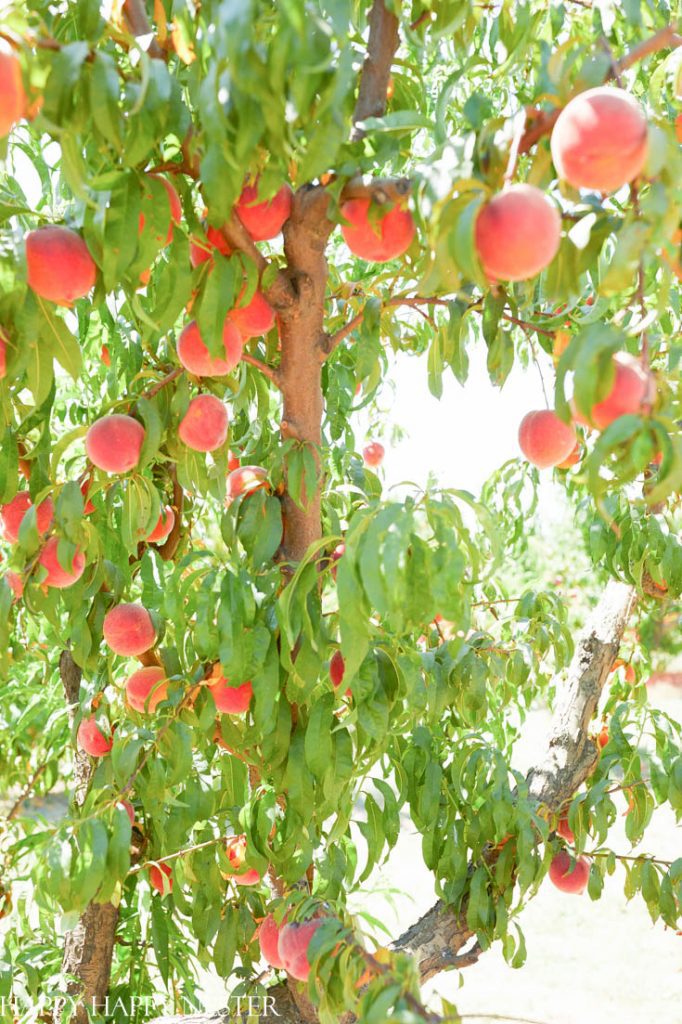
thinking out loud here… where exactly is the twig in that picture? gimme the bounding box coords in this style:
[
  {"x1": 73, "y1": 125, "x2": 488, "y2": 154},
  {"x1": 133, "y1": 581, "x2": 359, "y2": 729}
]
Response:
[
  {"x1": 144, "y1": 367, "x2": 183, "y2": 399},
  {"x1": 158, "y1": 465, "x2": 184, "y2": 561},
  {"x1": 351, "y1": 0, "x2": 400, "y2": 142},
  {"x1": 5, "y1": 762, "x2": 49, "y2": 821},
  {"x1": 242, "y1": 352, "x2": 281, "y2": 388},
  {"x1": 122, "y1": 0, "x2": 166, "y2": 60}
]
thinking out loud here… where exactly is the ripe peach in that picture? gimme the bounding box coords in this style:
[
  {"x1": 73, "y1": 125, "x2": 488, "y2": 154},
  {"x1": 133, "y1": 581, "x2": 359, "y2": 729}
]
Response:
[
  {"x1": 0, "y1": 328, "x2": 7, "y2": 378},
  {"x1": 18, "y1": 458, "x2": 31, "y2": 480},
  {"x1": 330, "y1": 542, "x2": 345, "y2": 580},
  {"x1": 38, "y1": 537, "x2": 85, "y2": 588},
  {"x1": 177, "y1": 319, "x2": 243, "y2": 376},
  {"x1": 551, "y1": 87, "x2": 648, "y2": 193},
  {"x1": 209, "y1": 673, "x2": 253, "y2": 714},
  {"x1": 676, "y1": 113, "x2": 682, "y2": 145},
  {"x1": 229, "y1": 290, "x2": 275, "y2": 339},
  {"x1": 103, "y1": 603, "x2": 156, "y2": 656},
  {"x1": 146, "y1": 506, "x2": 175, "y2": 543},
  {"x1": 598, "y1": 726, "x2": 609, "y2": 749},
  {"x1": 278, "y1": 919, "x2": 326, "y2": 982},
  {"x1": 77, "y1": 716, "x2": 113, "y2": 757},
  {"x1": 573, "y1": 353, "x2": 651, "y2": 429},
  {"x1": 624, "y1": 664, "x2": 636, "y2": 685},
  {"x1": 80, "y1": 480, "x2": 95, "y2": 515},
  {"x1": 228, "y1": 451, "x2": 241, "y2": 472},
  {"x1": 189, "y1": 223, "x2": 232, "y2": 267},
  {"x1": 556, "y1": 442, "x2": 581, "y2": 469},
  {"x1": 149, "y1": 862, "x2": 173, "y2": 895},
  {"x1": 475, "y1": 184, "x2": 561, "y2": 282},
  {"x1": 222, "y1": 834, "x2": 261, "y2": 886},
  {"x1": 226, "y1": 465, "x2": 268, "y2": 501},
  {"x1": 259, "y1": 914, "x2": 286, "y2": 969},
  {"x1": 330, "y1": 650, "x2": 345, "y2": 688},
  {"x1": 0, "y1": 42, "x2": 25, "y2": 138},
  {"x1": 100, "y1": 344, "x2": 111, "y2": 367},
  {"x1": 363, "y1": 441, "x2": 385, "y2": 468},
  {"x1": 235, "y1": 182, "x2": 293, "y2": 241},
  {"x1": 6, "y1": 571, "x2": 24, "y2": 599},
  {"x1": 1, "y1": 491, "x2": 54, "y2": 543},
  {"x1": 138, "y1": 174, "x2": 182, "y2": 246},
  {"x1": 548, "y1": 850, "x2": 589, "y2": 894},
  {"x1": 86, "y1": 414, "x2": 145, "y2": 474},
  {"x1": 341, "y1": 198, "x2": 415, "y2": 262},
  {"x1": 518, "y1": 410, "x2": 576, "y2": 469},
  {"x1": 556, "y1": 816, "x2": 575, "y2": 843},
  {"x1": 26, "y1": 226, "x2": 97, "y2": 306},
  {"x1": 178, "y1": 395, "x2": 229, "y2": 452},
  {"x1": 126, "y1": 666, "x2": 169, "y2": 713}
]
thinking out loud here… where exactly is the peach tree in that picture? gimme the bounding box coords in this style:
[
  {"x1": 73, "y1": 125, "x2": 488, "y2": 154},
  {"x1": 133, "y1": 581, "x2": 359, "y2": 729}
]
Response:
[{"x1": 0, "y1": 2, "x2": 681, "y2": 1023}]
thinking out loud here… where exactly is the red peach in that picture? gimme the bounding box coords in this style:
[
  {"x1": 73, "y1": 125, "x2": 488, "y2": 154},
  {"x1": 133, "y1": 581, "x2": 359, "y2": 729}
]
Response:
[
  {"x1": 548, "y1": 850, "x2": 589, "y2": 894},
  {"x1": 149, "y1": 862, "x2": 173, "y2": 895},
  {"x1": 226, "y1": 465, "x2": 268, "y2": 501},
  {"x1": 573, "y1": 353, "x2": 651, "y2": 430},
  {"x1": 100, "y1": 344, "x2": 111, "y2": 367},
  {"x1": 330, "y1": 650, "x2": 345, "y2": 688},
  {"x1": 0, "y1": 42, "x2": 25, "y2": 137},
  {"x1": 341, "y1": 198, "x2": 415, "y2": 263},
  {"x1": 676, "y1": 113, "x2": 682, "y2": 145},
  {"x1": 77, "y1": 716, "x2": 113, "y2": 757},
  {"x1": 598, "y1": 727, "x2": 609, "y2": 749},
  {"x1": 118, "y1": 800, "x2": 135, "y2": 826},
  {"x1": 80, "y1": 480, "x2": 95, "y2": 515},
  {"x1": 1, "y1": 491, "x2": 54, "y2": 543},
  {"x1": 222, "y1": 834, "x2": 261, "y2": 886},
  {"x1": 38, "y1": 537, "x2": 85, "y2": 588},
  {"x1": 278, "y1": 919, "x2": 326, "y2": 982},
  {"x1": 126, "y1": 666, "x2": 169, "y2": 713},
  {"x1": 103, "y1": 603, "x2": 156, "y2": 657},
  {"x1": 0, "y1": 328, "x2": 7, "y2": 378},
  {"x1": 551, "y1": 87, "x2": 648, "y2": 193},
  {"x1": 177, "y1": 319, "x2": 243, "y2": 376},
  {"x1": 556, "y1": 442, "x2": 581, "y2": 469},
  {"x1": 209, "y1": 674, "x2": 253, "y2": 714},
  {"x1": 556, "y1": 816, "x2": 575, "y2": 843},
  {"x1": 18, "y1": 459, "x2": 31, "y2": 481},
  {"x1": 138, "y1": 174, "x2": 182, "y2": 246},
  {"x1": 229, "y1": 289, "x2": 275, "y2": 339},
  {"x1": 330, "y1": 542, "x2": 345, "y2": 580},
  {"x1": 475, "y1": 184, "x2": 561, "y2": 282},
  {"x1": 228, "y1": 451, "x2": 241, "y2": 472},
  {"x1": 6, "y1": 571, "x2": 24, "y2": 599},
  {"x1": 259, "y1": 914, "x2": 286, "y2": 969},
  {"x1": 86, "y1": 414, "x2": 145, "y2": 474},
  {"x1": 146, "y1": 506, "x2": 175, "y2": 544},
  {"x1": 363, "y1": 441, "x2": 385, "y2": 468},
  {"x1": 190, "y1": 222, "x2": 232, "y2": 267},
  {"x1": 178, "y1": 395, "x2": 229, "y2": 452},
  {"x1": 624, "y1": 664, "x2": 636, "y2": 685},
  {"x1": 235, "y1": 182, "x2": 293, "y2": 241},
  {"x1": 26, "y1": 226, "x2": 97, "y2": 306},
  {"x1": 518, "y1": 410, "x2": 576, "y2": 469}
]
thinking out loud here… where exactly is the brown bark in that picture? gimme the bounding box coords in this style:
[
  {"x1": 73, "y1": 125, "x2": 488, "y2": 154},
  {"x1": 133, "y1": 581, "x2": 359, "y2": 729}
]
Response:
[
  {"x1": 351, "y1": 0, "x2": 400, "y2": 140},
  {"x1": 54, "y1": 652, "x2": 120, "y2": 1024}
]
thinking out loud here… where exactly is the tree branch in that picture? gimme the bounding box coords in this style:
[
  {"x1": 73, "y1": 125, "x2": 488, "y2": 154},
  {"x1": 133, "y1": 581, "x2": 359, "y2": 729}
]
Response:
[
  {"x1": 351, "y1": 0, "x2": 400, "y2": 141},
  {"x1": 122, "y1": 0, "x2": 166, "y2": 60},
  {"x1": 242, "y1": 352, "x2": 282, "y2": 388}
]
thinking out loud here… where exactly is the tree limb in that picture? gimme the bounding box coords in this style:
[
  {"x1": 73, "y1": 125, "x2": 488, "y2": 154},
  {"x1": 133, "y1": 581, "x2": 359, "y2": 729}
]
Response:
[
  {"x1": 122, "y1": 0, "x2": 166, "y2": 60},
  {"x1": 352, "y1": 0, "x2": 400, "y2": 141}
]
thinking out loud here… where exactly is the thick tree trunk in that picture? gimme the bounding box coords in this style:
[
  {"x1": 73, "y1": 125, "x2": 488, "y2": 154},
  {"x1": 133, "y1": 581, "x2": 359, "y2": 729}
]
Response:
[{"x1": 54, "y1": 652, "x2": 120, "y2": 1024}]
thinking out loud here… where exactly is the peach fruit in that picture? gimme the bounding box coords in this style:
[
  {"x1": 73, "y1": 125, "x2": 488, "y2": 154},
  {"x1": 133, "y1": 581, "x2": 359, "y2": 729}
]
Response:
[
  {"x1": 518, "y1": 410, "x2": 576, "y2": 469},
  {"x1": 548, "y1": 850, "x2": 589, "y2": 894},
  {"x1": 0, "y1": 328, "x2": 7, "y2": 378},
  {"x1": 86, "y1": 414, "x2": 145, "y2": 474},
  {"x1": 226, "y1": 465, "x2": 268, "y2": 501},
  {"x1": 363, "y1": 441, "x2": 385, "y2": 468},
  {"x1": 38, "y1": 537, "x2": 85, "y2": 588},
  {"x1": 573, "y1": 352, "x2": 651, "y2": 430},
  {"x1": 259, "y1": 914, "x2": 286, "y2": 969},
  {"x1": 475, "y1": 184, "x2": 561, "y2": 282},
  {"x1": 103, "y1": 603, "x2": 156, "y2": 656},
  {"x1": 229, "y1": 290, "x2": 275, "y2": 339},
  {"x1": 6, "y1": 571, "x2": 24, "y2": 599},
  {"x1": 278, "y1": 919, "x2": 326, "y2": 982},
  {"x1": 146, "y1": 506, "x2": 175, "y2": 543},
  {"x1": 1, "y1": 491, "x2": 54, "y2": 543},
  {"x1": 222, "y1": 834, "x2": 261, "y2": 886},
  {"x1": 126, "y1": 666, "x2": 169, "y2": 713},
  {"x1": 341, "y1": 198, "x2": 415, "y2": 262},
  {"x1": 0, "y1": 42, "x2": 25, "y2": 137},
  {"x1": 138, "y1": 174, "x2": 182, "y2": 246},
  {"x1": 118, "y1": 800, "x2": 135, "y2": 826},
  {"x1": 80, "y1": 480, "x2": 95, "y2": 515},
  {"x1": 26, "y1": 226, "x2": 97, "y2": 305},
  {"x1": 556, "y1": 816, "x2": 575, "y2": 843},
  {"x1": 177, "y1": 319, "x2": 243, "y2": 376},
  {"x1": 190, "y1": 223, "x2": 232, "y2": 267},
  {"x1": 178, "y1": 395, "x2": 229, "y2": 452},
  {"x1": 149, "y1": 862, "x2": 173, "y2": 895},
  {"x1": 235, "y1": 182, "x2": 293, "y2": 241},
  {"x1": 330, "y1": 650, "x2": 345, "y2": 688},
  {"x1": 598, "y1": 726, "x2": 609, "y2": 749},
  {"x1": 100, "y1": 344, "x2": 111, "y2": 367},
  {"x1": 209, "y1": 673, "x2": 253, "y2": 714},
  {"x1": 676, "y1": 113, "x2": 682, "y2": 144},
  {"x1": 556, "y1": 442, "x2": 581, "y2": 469},
  {"x1": 77, "y1": 716, "x2": 113, "y2": 757},
  {"x1": 551, "y1": 87, "x2": 648, "y2": 193}
]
